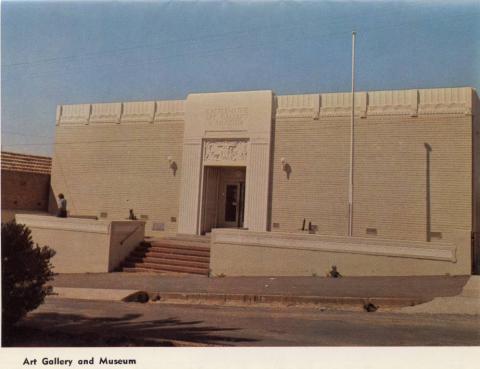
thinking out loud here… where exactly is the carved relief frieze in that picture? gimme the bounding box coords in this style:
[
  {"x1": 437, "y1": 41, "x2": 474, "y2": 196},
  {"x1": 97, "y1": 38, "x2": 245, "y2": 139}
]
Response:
[
  {"x1": 154, "y1": 100, "x2": 185, "y2": 122},
  {"x1": 418, "y1": 88, "x2": 472, "y2": 115},
  {"x1": 203, "y1": 139, "x2": 248, "y2": 165},
  {"x1": 368, "y1": 90, "x2": 418, "y2": 117},
  {"x1": 90, "y1": 103, "x2": 122, "y2": 124},
  {"x1": 276, "y1": 94, "x2": 320, "y2": 119},
  {"x1": 319, "y1": 92, "x2": 367, "y2": 117},
  {"x1": 121, "y1": 101, "x2": 155, "y2": 123},
  {"x1": 59, "y1": 104, "x2": 91, "y2": 125}
]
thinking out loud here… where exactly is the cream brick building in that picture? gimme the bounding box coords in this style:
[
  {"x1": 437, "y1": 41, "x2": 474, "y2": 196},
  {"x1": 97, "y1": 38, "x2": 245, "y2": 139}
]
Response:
[{"x1": 49, "y1": 87, "x2": 480, "y2": 276}]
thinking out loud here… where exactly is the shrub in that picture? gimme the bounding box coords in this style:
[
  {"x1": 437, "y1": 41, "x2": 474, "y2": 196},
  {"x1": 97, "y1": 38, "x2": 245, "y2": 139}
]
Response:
[{"x1": 1, "y1": 221, "x2": 56, "y2": 333}]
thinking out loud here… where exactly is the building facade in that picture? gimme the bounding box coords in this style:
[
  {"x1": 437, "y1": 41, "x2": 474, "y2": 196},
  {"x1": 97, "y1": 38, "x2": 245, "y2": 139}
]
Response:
[
  {"x1": 1, "y1": 151, "x2": 52, "y2": 222},
  {"x1": 49, "y1": 87, "x2": 480, "y2": 275}
]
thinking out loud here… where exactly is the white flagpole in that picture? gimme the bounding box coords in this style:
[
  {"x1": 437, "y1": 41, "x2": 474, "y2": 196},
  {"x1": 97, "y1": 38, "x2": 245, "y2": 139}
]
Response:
[{"x1": 348, "y1": 31, "x2": 356, "y2": 237}]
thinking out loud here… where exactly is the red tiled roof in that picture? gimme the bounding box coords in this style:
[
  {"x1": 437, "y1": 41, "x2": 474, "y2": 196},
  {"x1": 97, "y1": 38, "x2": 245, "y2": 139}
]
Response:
[{"x1": 1, "y1": 151, "x2": 52, "y2": 175}]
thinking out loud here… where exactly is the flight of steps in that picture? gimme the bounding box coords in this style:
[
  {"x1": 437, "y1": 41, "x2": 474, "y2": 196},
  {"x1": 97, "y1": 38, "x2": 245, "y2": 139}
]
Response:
[{"x1": 120, "y1": 235, "x2": 211, "y2": 276}]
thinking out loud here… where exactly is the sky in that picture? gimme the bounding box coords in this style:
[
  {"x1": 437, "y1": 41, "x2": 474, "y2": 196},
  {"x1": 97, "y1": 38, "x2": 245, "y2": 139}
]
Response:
[{"x1": 1, "y1": 0, "x2": 479, "y2": 156}]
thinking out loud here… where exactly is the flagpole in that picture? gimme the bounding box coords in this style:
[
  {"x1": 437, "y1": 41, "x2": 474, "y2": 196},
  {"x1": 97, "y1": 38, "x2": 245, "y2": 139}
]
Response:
[{"x1": 348, "y1": 31, "x2": 356, "y2": 237}]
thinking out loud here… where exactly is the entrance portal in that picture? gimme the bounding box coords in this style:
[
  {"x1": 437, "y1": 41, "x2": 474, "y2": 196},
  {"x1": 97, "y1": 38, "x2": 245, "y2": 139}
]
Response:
[{"x1": 201, "y1": 166, "x2": 246, "y2": 234}]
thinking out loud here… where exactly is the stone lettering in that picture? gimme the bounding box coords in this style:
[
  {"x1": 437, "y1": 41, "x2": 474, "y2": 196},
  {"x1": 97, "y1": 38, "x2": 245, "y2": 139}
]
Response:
[{"x1": 205, "y1": 106, "x2": 248, "y2": 130}]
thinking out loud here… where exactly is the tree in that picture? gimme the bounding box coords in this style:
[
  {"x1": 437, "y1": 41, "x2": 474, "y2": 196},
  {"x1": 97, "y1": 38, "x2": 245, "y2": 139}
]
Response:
[{"x1": 1, "y1": 220, "x2": 55, "y2": 336}]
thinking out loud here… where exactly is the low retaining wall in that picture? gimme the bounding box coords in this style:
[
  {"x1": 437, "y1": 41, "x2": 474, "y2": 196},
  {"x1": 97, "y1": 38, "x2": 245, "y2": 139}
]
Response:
[
  {"x1": 2, "y1": 209, "x2": 49, "y2": 223},
  {"x1": 210, "y1": 229, "x2": 471, "y2": 276},
  {"x1": 15, "y1": 214, "x2": 145, "y2": 273}
]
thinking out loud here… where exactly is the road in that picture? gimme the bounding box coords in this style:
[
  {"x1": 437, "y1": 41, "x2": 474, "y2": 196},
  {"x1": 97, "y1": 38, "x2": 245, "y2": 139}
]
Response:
[{"x1": 7, "y1": 297, "x2": 480, "y2": 346}]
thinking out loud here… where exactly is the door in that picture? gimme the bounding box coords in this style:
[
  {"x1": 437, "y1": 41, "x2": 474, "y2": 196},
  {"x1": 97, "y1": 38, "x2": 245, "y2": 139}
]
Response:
[
  {"x1": 218, "y1": 181, "x2": 245, "y2": 228},
  {"x1": 201, "y1": 166, "x2": 246, "y2": 233},
  {"x1": 219, "y1": 182, "x2": 238, "y2": 228},
  {"x1": 224, "y1": 184, "x2": 239, "y2": 227}
]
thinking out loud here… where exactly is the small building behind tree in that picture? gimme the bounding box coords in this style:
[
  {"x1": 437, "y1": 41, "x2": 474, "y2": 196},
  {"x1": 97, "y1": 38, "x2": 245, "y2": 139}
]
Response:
[{"x1": 1, "y1": 151, "x2": 52, "y2": 223}]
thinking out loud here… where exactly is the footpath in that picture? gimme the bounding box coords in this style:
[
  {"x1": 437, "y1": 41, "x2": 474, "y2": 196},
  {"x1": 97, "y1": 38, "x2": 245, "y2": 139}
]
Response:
[
  {"x1": 50, "y1": 273, "x2": 479, "y2": 314},
  {"x1": 396, "y1": 275, "x2": 480, "y2": 315}
]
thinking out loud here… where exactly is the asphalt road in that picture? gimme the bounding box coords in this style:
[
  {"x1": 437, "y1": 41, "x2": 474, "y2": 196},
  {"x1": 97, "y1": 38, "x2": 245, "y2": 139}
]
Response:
[{"x1": 7, "y1": 297, "x2": 480, "y2": 347}]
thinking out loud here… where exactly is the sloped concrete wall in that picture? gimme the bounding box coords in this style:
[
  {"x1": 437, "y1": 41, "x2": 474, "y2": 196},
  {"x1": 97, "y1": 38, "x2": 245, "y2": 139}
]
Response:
[
  {"x1": 210, "y1": 229, "x2": 469, "y2": 276},
  {"x1": 15, "y1": 214, "x2": 144, "y2": 273}
]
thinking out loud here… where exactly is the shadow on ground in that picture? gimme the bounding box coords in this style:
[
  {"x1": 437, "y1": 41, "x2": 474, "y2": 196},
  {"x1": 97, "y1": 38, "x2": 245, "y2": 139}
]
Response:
[{"x1": 3, "y1": 312, "x2": 258, "y2": 347}]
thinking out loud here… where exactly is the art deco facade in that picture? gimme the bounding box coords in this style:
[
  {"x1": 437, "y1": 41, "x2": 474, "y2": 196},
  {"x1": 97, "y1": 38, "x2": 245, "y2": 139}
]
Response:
[{"x1": 48, "y1": 87, "x2": 480, "y2": 276}]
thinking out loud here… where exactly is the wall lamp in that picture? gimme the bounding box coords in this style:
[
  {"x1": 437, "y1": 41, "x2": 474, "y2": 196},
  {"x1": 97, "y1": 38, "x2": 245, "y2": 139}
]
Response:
[
  {"x1": 281, "y1": 157, "x2": 288, "y2": 171},
  {"x1": 167, "y1": 156, "x2": 178, "y2": 176}
]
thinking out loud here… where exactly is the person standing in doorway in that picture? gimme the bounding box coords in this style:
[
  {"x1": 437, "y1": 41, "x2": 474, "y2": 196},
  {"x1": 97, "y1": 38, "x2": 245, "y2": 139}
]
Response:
[{"x1": 57, "y1": 193, "x2": 67, "y2": 218}]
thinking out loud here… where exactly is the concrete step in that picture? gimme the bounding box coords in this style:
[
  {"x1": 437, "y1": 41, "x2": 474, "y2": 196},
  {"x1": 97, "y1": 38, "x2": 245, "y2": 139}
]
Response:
[
  {"x1": 167, "y1": 234, "x2": 211, "y2": 244},
  {"x1": 120, "y1": 236, "x2": 211, "y2": 276},
  {"x1": 144, "y1": 246, "x2": 210, "y2": 257},
  {"x1": 131, "y1": 250, "x2": 210, "y2": 263},
  {"x1": 122, "y1": 267, "x2": 207, "y2": 277},
  {"x1": 126, "y1": 256, "x2": 209, "y2": 269},
  {"x1": 123, "y1": 262, "x2": 209, "y2": 275},
  {"x1": 149, "y1": 239, "x2": 211, "y2": 251},
  {"x1": 122, "y1": 267, "x2": 167, "y2": 274}
]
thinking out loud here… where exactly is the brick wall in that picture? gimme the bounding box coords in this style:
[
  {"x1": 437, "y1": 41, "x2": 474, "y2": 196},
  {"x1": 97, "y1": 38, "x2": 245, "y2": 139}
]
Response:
[
  {"x1": 49, "y1": 121, "x2": 184, "y2": 235},
  {"x1": 1, "y1": 170, "x2": 50, "y2": 219},
  {"x1": 51, "y1": 88, "x2": 477, "y2": 253},
  {"x1": 271, "y1": 114, "x2": 472, "y2": 245},
  {"x1": 271, "y1": 116, "x2": 350, "y2": 235}
]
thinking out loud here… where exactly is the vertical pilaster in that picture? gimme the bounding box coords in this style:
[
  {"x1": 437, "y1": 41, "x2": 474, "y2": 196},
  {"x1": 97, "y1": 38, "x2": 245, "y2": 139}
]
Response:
[
  {"x1": 244, "y1": 139, "x2": 271, "y2": 231},
  {"x1": 177, "y1": 139, "x2": 202, "y2": 234}
]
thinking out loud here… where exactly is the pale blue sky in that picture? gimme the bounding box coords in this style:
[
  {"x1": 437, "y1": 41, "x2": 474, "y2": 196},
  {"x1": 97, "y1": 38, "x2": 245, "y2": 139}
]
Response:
[{"x1": 2, "y1": 0, "x2": 479, "y2": 156}]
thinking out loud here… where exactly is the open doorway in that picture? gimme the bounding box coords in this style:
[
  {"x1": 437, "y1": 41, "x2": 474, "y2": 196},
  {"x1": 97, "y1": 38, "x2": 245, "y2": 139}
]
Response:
[{"x1": 201, "y1": 166, "x2": 246, "y2": 234}]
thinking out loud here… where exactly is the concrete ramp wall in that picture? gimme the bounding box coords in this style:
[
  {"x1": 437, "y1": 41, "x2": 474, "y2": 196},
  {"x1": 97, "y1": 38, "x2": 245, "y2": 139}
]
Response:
[
  {"x1": 15, "y1": 214, "x2": 145, "y2": 273},
  {"x1": 210, "y1": 229, "x2": 470, "y2": 276}
]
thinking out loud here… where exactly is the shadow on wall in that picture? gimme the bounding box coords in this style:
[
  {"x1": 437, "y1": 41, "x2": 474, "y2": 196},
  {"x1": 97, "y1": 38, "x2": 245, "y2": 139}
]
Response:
[
  {"x1": 424, "y1": 143, "x2": 443, "y2": 243},
  {"x1": 284, "y1": 163, "x2": 292, "y2": 180},
  {"x1": 267, "y1": 118, "x2": 276, "y2": 231},
  {"x1": 474, "y1": 236, "x2": 480, "y2": 275},
  {"x1": 48, "y1": 187, "x2": 59, "y2": 215},
  {"x1": 424, "y1": 143, "x2": 432, "y2": 243},
  {"x1": 5, "y1": 312, "x2": 258, "y2": 347},
  {"x1": 170, "y1": 161, "x2": 178, "y2": 176}
]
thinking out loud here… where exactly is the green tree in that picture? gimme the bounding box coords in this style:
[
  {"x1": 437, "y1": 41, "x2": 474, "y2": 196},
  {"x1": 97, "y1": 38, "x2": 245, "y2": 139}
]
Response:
[{"x1": 2, "y1": 221, "x2": 55, "y2": 337}]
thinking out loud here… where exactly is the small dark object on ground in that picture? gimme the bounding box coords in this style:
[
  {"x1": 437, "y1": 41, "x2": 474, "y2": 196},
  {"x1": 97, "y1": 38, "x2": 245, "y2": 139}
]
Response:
[
  {"x1": 123, "y1": 291, "x2": 150, "y2": 303},
  {"x1": 364, "y1": 302, "x2": 378, "y2": 312}
]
